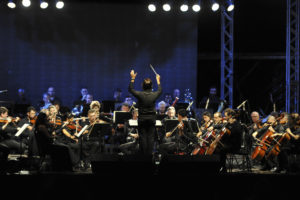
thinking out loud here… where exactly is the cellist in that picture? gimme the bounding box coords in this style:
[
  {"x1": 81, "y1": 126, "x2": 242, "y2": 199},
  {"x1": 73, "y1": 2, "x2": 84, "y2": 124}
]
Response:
[
  {"x1": 212, "y1": 108, "x2": 243, "y2": 173},
  {"x1": 252, "y1": 114, "x2": 285, "y2": 171}
]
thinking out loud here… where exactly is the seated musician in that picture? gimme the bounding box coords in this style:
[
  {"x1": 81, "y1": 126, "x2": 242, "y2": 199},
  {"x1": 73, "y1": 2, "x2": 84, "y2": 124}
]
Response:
[
  {"x1": 34, "y1": 111, "x2": 79, "y2": 170},
  {"x1": 157, "y1": 101, "x2": 167, "y2": 115},
  {"x1": 213, "y1": 108, "x2": 243, "y2": 173},
  {"x1": 81, "y1": 109, "x2": 102, "y2": 169},
  {"x1": 252, "y1": 114, "x2": 286, "y2": 171},
  {"x1": 159, "y1": 109, "x2": 197, "y2": 155},
  {"x1": 0, "y1": 106, "x2": 27, "y2": 154},
  {"x1": 17, "y1": 106, "x2": 37, "y2": 156},
  {"x1": 196, "y1": 111, "x2": 213, "y2": 138},
  {"x1": 119, "y1": 109, "x2": 139, "y2": 154}
]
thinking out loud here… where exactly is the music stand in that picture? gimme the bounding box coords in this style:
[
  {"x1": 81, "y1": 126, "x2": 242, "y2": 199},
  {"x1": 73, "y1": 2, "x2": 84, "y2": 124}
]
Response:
[
  {"x1": 102, "y1": 100, "x2": 115, "y2": 113},
  {"x1": 156, "y1": 114, "x2": 167, "y2": 121},
  {"x1": 164, "y1": 119, "x2": 179, "y2": 132},
  {"x1": 89, "y1": 123, "x2": 112, "y2": 138},
  {"x1": 113, "y1": 111, "x2": 132, "y2": 124}
]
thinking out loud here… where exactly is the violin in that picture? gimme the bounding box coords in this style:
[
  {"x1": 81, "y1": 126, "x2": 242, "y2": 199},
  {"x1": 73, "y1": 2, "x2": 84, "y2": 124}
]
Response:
[
  {"x1": 0, "y1": 117, "x2": 19, "y2": 123},
  {"x1": 66, "y1": 122, "x2": 82, "y2": 132},
  {"x1": 30, "y1": 116, "x2": 37, "y2": 125}
]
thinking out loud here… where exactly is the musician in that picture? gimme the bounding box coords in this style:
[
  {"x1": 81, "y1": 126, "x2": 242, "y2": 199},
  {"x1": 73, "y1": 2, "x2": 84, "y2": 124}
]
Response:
[
  {"x1": 196, "y1": 111, "x2": 213, "y2": 138},
  {"x1": 0, "y1": 107, "x2": 26, "y2": 154},
  {"x1": 81, "y1": 94, "x2": 94, "y2": 117},
  {"x1": 119, "y1": 109, "x2": 139, "y2": 154},
  {"x1": 159, "y1": 109, "x2": 197, "y2": 155},
  {"x1": 39, "y1": 93, "x2": 52, "y2": 111},
  {"x1": 163, "y1": 93, "x2": 173, "y2": 107},
  {"x1": 47, "y1": 86, "x2": 61, "y2": 105},
  {"x1": 157, "y1": 101, "x2": 167, "y2": 115},
  {"x1": 252, "y1": 114, "x2": 285, "y2": 171},
  {"x1": 34, "y1": 112, "x2": 78, "y2": 170},
  {"x1": 199, "y1": 86, "x2": 221, "y2": 113},
  {"x1": 72, "y1": 88, "x2": 89, "y2": 117},
  {"x1": 172, "y1": 89, "x2": 181, "y2": 102},
  {"x1": 17, "y1": 106, "x2": 37, "y2": 156},
  {"x1": 248, "y1": 111, "x2": 261, "y2": 133},
  {"x1": 81, "y1": 109, "x2": 102, "y2": 169},
  {"x1": 214, "y1": 108, "x2": 243, "y2": 173},
  {"x1": 129, "y1": 69, "x2": 162, "y2": 154}
]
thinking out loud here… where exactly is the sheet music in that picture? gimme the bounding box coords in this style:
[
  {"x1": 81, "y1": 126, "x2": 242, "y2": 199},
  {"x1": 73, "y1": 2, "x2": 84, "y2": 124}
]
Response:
[
  {"x1": 15, "y1": 124, "x2": 29, "y2": 137},
  {"x1": 129, "y1": 119, "x2": 138, "y2": 126},
  {"x1": 76, "y1": 125, "x2": 89, "y2": 137},
  {"x1": 128, "y1": 119, "x2": 162, "y2": 127}
]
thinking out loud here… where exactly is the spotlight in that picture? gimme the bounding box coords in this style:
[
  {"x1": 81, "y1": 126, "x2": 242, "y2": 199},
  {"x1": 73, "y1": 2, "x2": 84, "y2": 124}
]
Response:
[
  {"x1": 7, "y1": 0, "x2": 16, "y2": 9},
  {"x1": 22, "y1": 0, "x2": 31, "y2": 7},
  {"x1": 180, "y1": 4, "x2": 188, "y2": 12},
  {"x1": 148, "y1": 4, "x2": 156, "y2": 12},
  {"x1": 162, "y1": 3, "x2": 171, "y2": 12},
  {"x1": 40, "y1": 0, "x2": 48, "y2": 9},
  {"x1": 56, "y1": 0, "x2": 64, "y2": 9},
  {"x1": 226, "y1": 0, "x2": 234, "y2": 12},
  {"x1": 192, "y1": 0, "x2": 201, "y2": 12},
  {"x1": 211, "y1": 0, "x2": 219, "y2": 12}
]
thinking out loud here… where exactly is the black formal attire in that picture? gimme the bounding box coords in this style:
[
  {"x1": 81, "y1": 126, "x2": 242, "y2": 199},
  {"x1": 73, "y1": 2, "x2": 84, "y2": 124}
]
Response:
[
  {"x1": 129, "y1": 81, "x2": 162, "y2": 154},
  {"x1": 119, "y1": 121, "x2": 139, "y2": 154},
  {"x1": 159, "y1": 120, "x2": 197, "y2": 155},
  {"x1": 0, "y1": 122, "x2": 27, "y2": 154}
]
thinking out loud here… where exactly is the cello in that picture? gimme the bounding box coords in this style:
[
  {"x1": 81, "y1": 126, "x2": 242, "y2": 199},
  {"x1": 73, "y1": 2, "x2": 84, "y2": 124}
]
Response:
[{"x1": 251, "y1": 114, "x2": 283, "y2": 160}]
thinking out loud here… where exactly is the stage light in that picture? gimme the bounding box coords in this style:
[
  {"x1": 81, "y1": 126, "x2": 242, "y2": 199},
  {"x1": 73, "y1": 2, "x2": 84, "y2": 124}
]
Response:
[
  {"x1": 148, "y1": 4, "x2": 156, "y2": 12},
  {"x1": 56, "y1": 0, "x2": 64, "y2": 9},
  {"x1": 211, "y1": 0, "x2": 219, "y2": 12},
  {"x1": 192, "y1": 0, "x2": 201, "y2": 12},
  {"x1": 22, "y1": 0, "x2": 31, "y2": 7},
  {"x1": 7, "y1": 0, "x2": 16, "y2": 9},
  {"x1": 40, "y1": 0, "x2": 48, "y2": 9},
  {"x1": 226, "y1": 0, "x2": 234, "y2": 12},
  {"x1": 180, "y1": 4, "x2": 188, "y2": 12},
  {"x1": 162, "y1": 3, "x2": 171, "y2": 12}
]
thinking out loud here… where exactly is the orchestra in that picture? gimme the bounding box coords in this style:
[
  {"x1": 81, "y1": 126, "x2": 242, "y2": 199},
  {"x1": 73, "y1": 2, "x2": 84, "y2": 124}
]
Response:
[{"x1": 1, "y1": 72, "x2": 300, "y2": 174}]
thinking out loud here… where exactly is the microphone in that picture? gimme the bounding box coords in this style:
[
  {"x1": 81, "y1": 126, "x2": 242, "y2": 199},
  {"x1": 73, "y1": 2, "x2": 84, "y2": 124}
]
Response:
[
  {"x1": 237, "y1": 100, "x2": 247, "y2": 109},
  {"x1": 0, "y1": 90, "x2": 8, "y2": 94}
]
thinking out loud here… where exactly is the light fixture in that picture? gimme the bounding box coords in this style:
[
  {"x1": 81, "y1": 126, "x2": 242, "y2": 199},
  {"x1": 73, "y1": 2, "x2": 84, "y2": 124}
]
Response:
[
  {"x1": 162, "y1": 3, "x2": 171, "y2": 12},
  {"x1": 148, "y1": 4, "x2": 156, "y2": 12},
  {"x1": 7, "y1": 0, "x2": 16, "y2": 9},
  {"x1": 56, "y1": 0, "x2": 64, "y2": 9},
  {"x1": 180, "y1": 3, "x2": 188, "y2": 12},
  {"x1": 22, "y1": 0, "x2": 31, "y2": 7},
  {"x1": 40, "y1": 0, "x2": 48, "y2": 9},
  {"x1": 226, "y1": 0, "x2": 234, "y2": 12},
  {"x1": 211, "y1": 0, "x2": 219, "y2": 12},
  {"x1": 192, "y1": 0, "x2": 201, "y2": 12}
]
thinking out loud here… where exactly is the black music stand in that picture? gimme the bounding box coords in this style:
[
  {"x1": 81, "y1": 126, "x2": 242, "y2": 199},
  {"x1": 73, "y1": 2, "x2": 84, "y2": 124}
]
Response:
[
  {"x1": 164, "y1": 119, "x2": 179, "y2": 132},
  {"x1": 156, "y1": 114, "x2": 167, "y2": 121},
  {"x1": 102, "y1": 100, "x2": 115, "y2": 113},
  {"x1": 113, "y1": 111, "x2": 132, "y2": 124},
  {"x1": 175, "y1": 103, "x2": 189, "y2": 111}
]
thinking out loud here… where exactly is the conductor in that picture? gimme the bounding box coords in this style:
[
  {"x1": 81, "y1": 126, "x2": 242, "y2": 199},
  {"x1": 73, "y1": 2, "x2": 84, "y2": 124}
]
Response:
[{"x1": 128, "y1": 69, "x2": 162, "y2": 155}]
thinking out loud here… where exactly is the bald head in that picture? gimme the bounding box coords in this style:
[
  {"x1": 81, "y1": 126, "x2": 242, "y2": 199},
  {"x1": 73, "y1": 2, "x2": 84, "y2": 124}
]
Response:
[{"x1": 251, "y1": 111, "x2": 260, "y2": 123}]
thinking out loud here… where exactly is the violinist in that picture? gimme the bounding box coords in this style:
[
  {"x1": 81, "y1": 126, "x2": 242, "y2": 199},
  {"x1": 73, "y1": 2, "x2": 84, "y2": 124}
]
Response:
[
  {"x1": 249, "y1": 111, "x2": 262, "y2": 133},
  {"x1": 196, "y1": 111, "x2": 213, "y2": 138},
  {"x1": 0, "y1": 106, "x2": 27, "y2": 154},
  {"x1": 17, "y1": 106, "x2": 37, "y2": 156},
  {"x1": 159, "y1": 109, "x2": 197, "y2": 155}
]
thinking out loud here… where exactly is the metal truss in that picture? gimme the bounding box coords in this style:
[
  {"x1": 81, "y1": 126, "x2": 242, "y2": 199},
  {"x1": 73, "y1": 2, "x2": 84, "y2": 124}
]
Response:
[
  {"x1": 220, "y1": 5, "x2": 234, "y2": 108},
  {"x1": 286, "y1": 0, "x2": 300, "y2": 113}
]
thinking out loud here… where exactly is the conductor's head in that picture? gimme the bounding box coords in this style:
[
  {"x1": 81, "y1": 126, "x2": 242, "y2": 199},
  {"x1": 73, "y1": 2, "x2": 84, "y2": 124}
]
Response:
[{"x1": 142, "y1": 78, "x2": 153, "y2": 91}]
